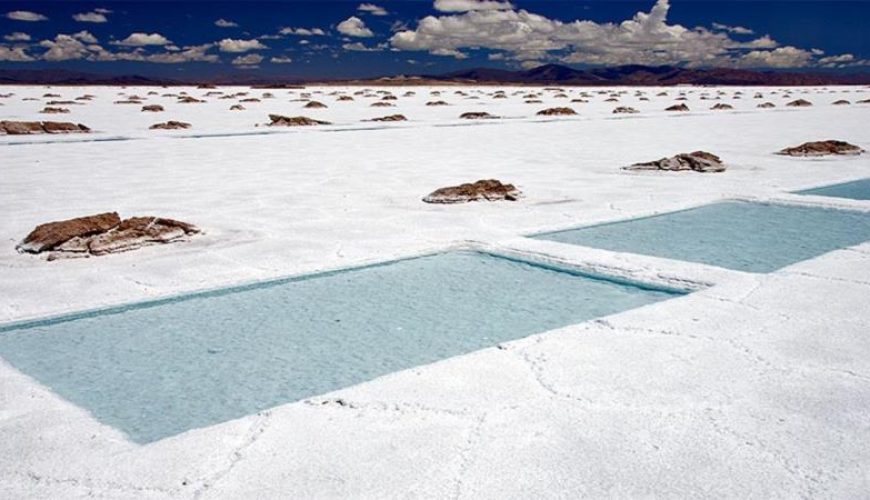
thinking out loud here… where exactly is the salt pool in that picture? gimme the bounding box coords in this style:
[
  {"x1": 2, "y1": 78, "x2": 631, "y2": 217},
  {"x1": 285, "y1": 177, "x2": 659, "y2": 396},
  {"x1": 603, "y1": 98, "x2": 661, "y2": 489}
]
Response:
[
  {"x1": 0, "y1": 251, "x2": 680, "y2": 443},
  {"x1": 797, "y1": 178, "x2": 870, "y2": 201},
  {"x1": 534, "y1": 201, "x2": 870, "y2": 272}
]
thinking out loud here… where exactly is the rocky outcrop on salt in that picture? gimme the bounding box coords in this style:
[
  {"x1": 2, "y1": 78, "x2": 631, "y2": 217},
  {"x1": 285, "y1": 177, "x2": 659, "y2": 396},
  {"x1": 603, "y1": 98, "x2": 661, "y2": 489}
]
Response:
[
  {"x1": 786, "y1": 99, "x2": 812, "y2": 107},
  {"x1": 757, "y1": 102, "x2": 776, "y2": 108},
  {"x1": 665, "y1": 103, "x2": 690, "y2": 112},
  {"x1": 141, "y1": 104, "x2": 164, "y2": 112},
  {"x1": 267, "y1": 114, "x2": 331, "y2": 126},
  {"x1": 40, "y1": 107, "x2": 70, "y2": 114},
  {"x1": 536, "y1": 107, "x2": 576, "y2": 116},
  {"x1": 229, "y1": 104, "x2": 245, "y2": 111},
  {"x1": 426, "y1": 101, "x2": 449, "y2": 106},
  {"x1": 304, "y1": 101, "x2": 327, "y2": 109},
  {"x1": 0, "y1": 121, "x2": 90, "y2": 135},
  {"x1": 612, "y1": 106, "x2": 639, "y2": 114},
  {"x1": 624, "y1": 151, "x2": 725, "y2": 173},
  {"x1": 371, "y1": 102, "x2": 394, "y2": 107},
  {"x1": 17, "y1": 213, "x2": 200, "y2": 260},
  {"x1": 150, "y1": 121, "x2": 191, "y2": 130},
  {"x1": 423, "y1": 179, "x2": 521, "y2": 204},
  {"x1": 366, "y1": 114, "x2": 407, "y2": 122},
  {"x1": 777, "y1": 140, "x2": 864, "y2": 157},
  {"x1": 459, "y1": 112, "x2": 498, "y2": 119},
  {"x1": 832, "y1": 100, "x2": 851, "y2": 105},
  {"x1": 711, "y1": 103, "x2": 733, "y2": 110}
]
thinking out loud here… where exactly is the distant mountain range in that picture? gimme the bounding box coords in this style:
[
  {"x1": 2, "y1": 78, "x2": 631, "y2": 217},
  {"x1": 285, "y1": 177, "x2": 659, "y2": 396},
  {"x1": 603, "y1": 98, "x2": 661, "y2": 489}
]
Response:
[{"x1": 2, "y1": 64, "x2": 869, "y2": 86}]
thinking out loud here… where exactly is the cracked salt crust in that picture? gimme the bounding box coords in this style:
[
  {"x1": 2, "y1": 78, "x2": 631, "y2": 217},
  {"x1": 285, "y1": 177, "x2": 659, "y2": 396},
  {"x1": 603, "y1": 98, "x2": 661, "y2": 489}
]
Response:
[{"x1": 1, "y1": 84, "x2": 869, "y2": 498}]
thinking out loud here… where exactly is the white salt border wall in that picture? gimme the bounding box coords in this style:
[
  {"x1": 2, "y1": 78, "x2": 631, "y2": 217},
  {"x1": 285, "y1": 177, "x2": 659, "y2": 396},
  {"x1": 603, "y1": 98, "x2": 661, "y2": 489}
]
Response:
[{"x1": 0, "y1": 85, "x2": 869, "y2": 498}]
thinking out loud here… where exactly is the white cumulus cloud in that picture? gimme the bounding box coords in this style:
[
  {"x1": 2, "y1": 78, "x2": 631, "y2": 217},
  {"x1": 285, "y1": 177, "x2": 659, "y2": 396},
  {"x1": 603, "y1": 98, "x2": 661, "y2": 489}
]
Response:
[
  {"x1": 232, "y1": 53, "x2": 263, "y2": 66},
  {"x1": 218, "y1": 38, "x2": 268, "y2": 52},
  {"x1": 215, "y1": 19, "x2": 238, "y2": 28},
  {"x1": 3, "y1": 32, "x2": 31, "y2": 42},
  {"x1": 73, "y1": 11, "x2": 108, "y2": 23},
  {"x1": 337, "y1": 16, "x2": 374, "y2": 37},
  {"x1": 0, "y1": 45, "x2": 35, "y2": 61},
  {"x1": 279, "y1": 27, "x2": 326, "y2": 36},
  {"x1": 113, "y1": 32, "x2": 171, "y2": 47},
  {"x1": 271, "y1": 55, "x2": 293, "y2": 63},
  {"x1": 433, "y1": 0, "x2": 514, "y2": 13},
  {"x1": 6, "y1": 11, "x2": 48, "y2": 22},
  {"x1": 358, "y1": 3, "x2": 388, "y2": 16}
]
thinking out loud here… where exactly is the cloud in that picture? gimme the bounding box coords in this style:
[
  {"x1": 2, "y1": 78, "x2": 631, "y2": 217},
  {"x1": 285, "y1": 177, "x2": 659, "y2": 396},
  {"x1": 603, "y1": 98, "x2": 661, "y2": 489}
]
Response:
[
  {"x1": 6, "y1": 11, "x2": 48, "y2": 22},
  {"x1": 431, "y1": 47, "x2": 468, "y2": 59},
  {"x1": 278, "y1": 27, "x2": 326, "y2": 36},
  {"x1": 712, "y1": 23, "x2": 753, "y2": 35},
  {"x1": 337, "y1": 16, "x2": 374, "y2": 37},
  {"x1": 231, "y1": 53, "x2": 263, "y2": 66},
  {"x1": 218, "y1": 38, "x2": 268, "y2": 52},
  {"x1": 342, "y1": 42, "x2": 385, "y2": 52},
  {"x1": 391, "y1": 0, "x2": 855, "y2": 69},
  {"x1": 113, "y1": 32, "x2": 171, "y2": 47},
  {"x1": 215, "y1": 19, "x2": 238, "y2": 28},
  {"x1": 270, "y1": 55, "x2": 293, "y2": 63},
  {"x1": 73, "y1": 11, "x2": 108, "y2": 23},
  {"x1": 358, "y1": 3, "x2": 388, "y2": 16},
  {"x1": 40, "y1": 33, "x2": 94, "y2": 61},
  {"x1": 433, "y1": 0, "x2": 513, "y2": 13},
  {"x1": 3, "y1": 32, "x2": 31, "y2": 42},
  {"x1": 0, "y1": 45, "x2": 35, "y2": 61}
]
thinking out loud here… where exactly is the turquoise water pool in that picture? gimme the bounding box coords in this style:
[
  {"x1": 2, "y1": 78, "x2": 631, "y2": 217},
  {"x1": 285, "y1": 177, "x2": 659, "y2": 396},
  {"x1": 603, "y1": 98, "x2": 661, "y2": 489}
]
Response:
[
  {"x1": 797, "y1": 178, "x2": 870, "y2": 201},
  {"x1": 0, "y1": 251, "x2": 680, "y2": 443},
  {"x1": 534, "y1": 201, "x2": 870, "y2": 272}
]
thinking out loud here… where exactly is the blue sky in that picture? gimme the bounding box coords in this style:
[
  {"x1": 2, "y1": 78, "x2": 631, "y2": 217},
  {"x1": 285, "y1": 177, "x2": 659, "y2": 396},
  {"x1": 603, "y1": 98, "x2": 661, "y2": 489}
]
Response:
[{"x1": 1, "y1": 1, "x2": 868, "y2": 78}]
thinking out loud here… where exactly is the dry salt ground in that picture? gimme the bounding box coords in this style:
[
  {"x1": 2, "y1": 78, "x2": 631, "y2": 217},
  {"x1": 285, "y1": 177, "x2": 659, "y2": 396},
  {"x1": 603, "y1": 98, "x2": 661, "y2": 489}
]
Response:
[{"x1": 1, "y1": 84, "x2": 870, "y2": 498}]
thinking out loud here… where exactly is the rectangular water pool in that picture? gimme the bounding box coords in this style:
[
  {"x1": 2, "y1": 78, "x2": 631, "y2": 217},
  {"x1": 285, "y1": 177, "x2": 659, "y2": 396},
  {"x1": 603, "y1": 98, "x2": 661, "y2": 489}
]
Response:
[
  {"x1": 534, "y1": 201, "x2": 870, "y2": 273},
  {"x1": 796, "y1": 178, "x2": 870, "y2": 201},
  {"x1": 0, "y1": 251, "x2": 680, "y2": 443}
]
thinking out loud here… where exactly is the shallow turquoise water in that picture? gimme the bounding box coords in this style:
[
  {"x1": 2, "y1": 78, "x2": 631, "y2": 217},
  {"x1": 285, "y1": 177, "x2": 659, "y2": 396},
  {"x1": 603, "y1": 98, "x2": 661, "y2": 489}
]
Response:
[
  {"x1": 535, "y1": 202, "x2": 870, "y2": 272},
  {"x1": 797, "y1": 178, "x2": 870, "y2": 201},
  {"x1": 0, "y1": 252, "x2": 679, "y2": 443}
]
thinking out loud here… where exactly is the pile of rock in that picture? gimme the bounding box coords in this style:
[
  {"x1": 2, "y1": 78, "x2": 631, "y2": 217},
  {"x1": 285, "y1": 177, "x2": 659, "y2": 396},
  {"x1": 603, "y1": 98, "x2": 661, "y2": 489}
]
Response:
[
  {"x1": 40, "y1": 107, "x2": 70, "y2": 114},
  {"x1": 459, "y1": 112, "x2": 498, "y2": 119},
  {"x1": 426, "y1": 101, "x2": 449, "y2": 106},
  {"x1": 141, "y1": 104, "x2": 164, "y2": 112},
  {"x1": 304, "y1": 101, "x2": 327, "y2": 108},
  {"x1": 777, "y1": 140, "x2": 864, "y2": 157},
  {"x1": 17, "y1": 212, "x2": 200, "y2": 260},
  {"x1": 267, "y1": 114, "x2": 331, "y2": 126},
  {"x1": 757, "y1": 102, "x2": 776, "y2": 108},
  {"x1": 711, "y1": 103, "x2": 733, "y2": 110},
  {"x1": 665, "y1": 103, "x2": 690, "y2": 112},
  {"x1": 832, "y1": 100, "x2": 851, "y2": 105},
  {"x1": 366, "y1": 114, "x2": 407, "y2": 122},
  {"x1": 624, "y1": 151, "x2": 725, "y2": 173},
  {"x1": 423, "y1": 179, "x2": 521, "y2": 204},
  {"x1": 0, "y1": 121, "x2": 90, "y2": 135},
  {"x1": 536, "y1": 107, "x2": 576, "y2": 116},
  {"x1": 612, "y1": 106, "x2": 639, "y2": 114},
  {"x1": 786, "y1": 99, "x2": 812, "y2": 107},
  {"x1": 149, "y1": 121, "x2": 191, "y2": 130}
]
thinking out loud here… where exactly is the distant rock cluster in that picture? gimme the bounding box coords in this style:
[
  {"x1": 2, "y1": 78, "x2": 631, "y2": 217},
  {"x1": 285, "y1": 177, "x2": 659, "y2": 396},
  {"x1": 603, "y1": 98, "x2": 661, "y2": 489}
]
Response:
[
  {"x1": 624, "y1": 151, "x2": 726, "y2": 173},
  {"x1": 777, "y1": 140, "x2": 864, "y2": 157},
  {"x1": 267, "y1": 114, "x2": 331, "y2": 126},
  {"x1": 0, "y1": 120, "x2": 90, "y2": 135},
  {"x1": 423, "y1": 179, "x2": 521, "y2": 204},
  {"x1": 17, "y1": 212, "x2": 200, "y2": 260}
]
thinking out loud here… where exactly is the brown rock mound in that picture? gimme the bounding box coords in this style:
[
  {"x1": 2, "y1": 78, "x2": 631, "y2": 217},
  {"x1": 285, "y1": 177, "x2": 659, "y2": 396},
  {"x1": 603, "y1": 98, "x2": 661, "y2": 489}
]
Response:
[
  {"x1": 18, "y1": 214, "x2": 200, "y2": 259},
  {"x1": 0, "y1": 121, "x2": 90, "y2": 135},
  {"x1": 786, "y1": 99, "x2": 812, "y2": 107},
  {"x1": 459, "y1": 112, "x2": 497, "y2": 119},
  {"x1": 624, "y1": 151, "x2": 725, "y2": 173},
  {"x1": 17, "y1": 212, "x2": 121, "y2": 253},
  {"x1": 665, "y1": 103, "x2": 690, "y2": 112},
  {"x1": 149, "y1": 121, "x2": 191, "y2": 130},
  {"x1": 777, "y1": 140, "x2": 864, "y2": 157},
  {"x1": 371, "y1": 101, "x2": 394, "y2": 107},
  {"x1": 832, "y1": 100, "x2": 851, "y2": 105},
  {"x1": 711, "y1": 103, "x2": 733, "y2": 110},
  {"x1": 426, "y1": 101, "x2": 449, "y2": 106},
  {"x1": 141, "y1": 104, "x2": 164, "y2": 112},
  {"x1": 423, "y1": 179, "x2": 521, "y2": 204},
  {"x1": 304, "y1": 101, "x2": 327, "y2": 109},
  {"x1": 229, "y1": 104, "x2": 245, "y2": 111},
  {"x1": 40, "y1": 107, "x2": 70, "y2": 114},
  {"x1": 366, "y1": 114, "x2": 407, "y2": 122},
  {"x1": 178, "y1": 96, "x2": 205, "y2": 104},
  {"x1": 612, "y1": 106, "x2": 639, "y2": 114},
  {"x1": 267, "y1": 114, "x2": 331, "y2": 126},
  {"x1": 536, "y1": 107, "x2": 576, "y2": 116},
  {"x1": 757, "y1": 102, "x2": 776, "y2": 108}
]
